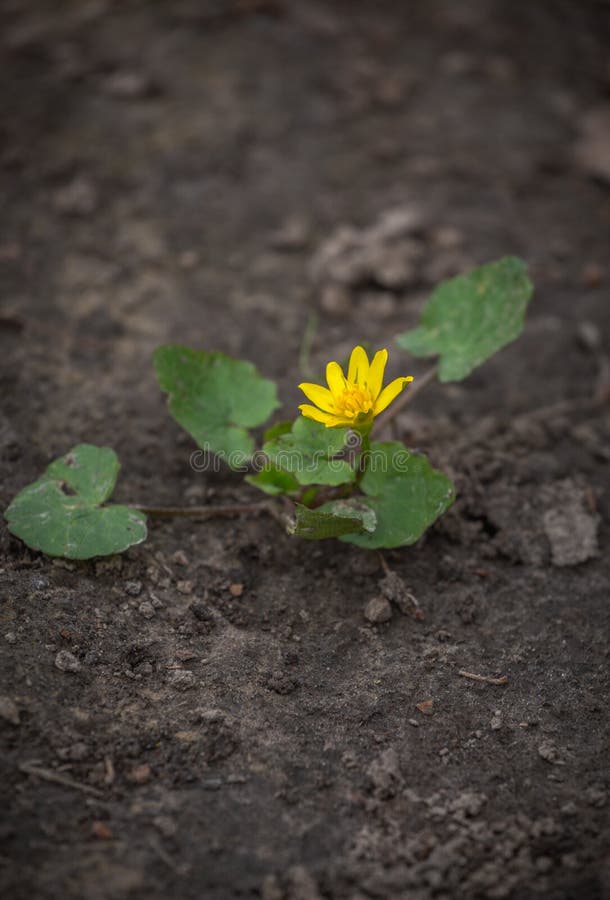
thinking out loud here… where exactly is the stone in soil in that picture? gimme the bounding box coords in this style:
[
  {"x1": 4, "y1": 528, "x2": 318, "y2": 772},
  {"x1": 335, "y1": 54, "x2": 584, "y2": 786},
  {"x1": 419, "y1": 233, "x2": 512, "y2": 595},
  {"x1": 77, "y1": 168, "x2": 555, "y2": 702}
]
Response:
[
  {"x1": 363, "y1": 595, "x2": 392, "y2": 623},
  {"x1": 0, "y1": 696, "x2": 20, "y2": 725},
  {"x1": 54, "y1": 650, "x2": 81, "y2": 673}
]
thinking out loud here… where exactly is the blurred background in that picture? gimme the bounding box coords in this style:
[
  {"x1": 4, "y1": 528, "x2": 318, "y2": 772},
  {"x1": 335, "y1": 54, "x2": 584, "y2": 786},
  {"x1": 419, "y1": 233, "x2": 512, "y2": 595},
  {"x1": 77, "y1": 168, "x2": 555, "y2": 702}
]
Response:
[{"x1": 1, "y1": 0, "x2": 609, "y2": 464}]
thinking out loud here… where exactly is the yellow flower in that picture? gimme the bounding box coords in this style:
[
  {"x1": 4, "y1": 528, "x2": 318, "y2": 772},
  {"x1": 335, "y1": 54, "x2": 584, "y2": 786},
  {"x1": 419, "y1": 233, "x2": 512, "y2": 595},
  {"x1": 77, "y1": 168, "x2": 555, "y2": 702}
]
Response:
[{"x1": 299, "y1": 345, "x2": 413, "y2": 430}]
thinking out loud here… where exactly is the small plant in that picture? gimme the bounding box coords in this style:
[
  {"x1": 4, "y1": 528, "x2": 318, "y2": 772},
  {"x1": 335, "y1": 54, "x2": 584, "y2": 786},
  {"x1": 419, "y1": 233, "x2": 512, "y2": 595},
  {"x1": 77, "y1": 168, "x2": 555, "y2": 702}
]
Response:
[{"x1": 5, "y1": 257, "x2": 533, "y2": 559}]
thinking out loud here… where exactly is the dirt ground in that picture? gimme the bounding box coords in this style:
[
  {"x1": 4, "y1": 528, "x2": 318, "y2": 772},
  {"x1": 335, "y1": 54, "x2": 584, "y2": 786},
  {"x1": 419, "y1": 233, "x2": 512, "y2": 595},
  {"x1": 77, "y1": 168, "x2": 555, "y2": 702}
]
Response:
[{"x1": 1, "y1": 1, "x2": 609, "y2": 898}]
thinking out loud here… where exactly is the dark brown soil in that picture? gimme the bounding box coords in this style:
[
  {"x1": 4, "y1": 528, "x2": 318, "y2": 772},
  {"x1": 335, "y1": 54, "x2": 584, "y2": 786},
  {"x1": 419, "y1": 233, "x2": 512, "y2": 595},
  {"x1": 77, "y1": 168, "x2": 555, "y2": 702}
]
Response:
[{"x1": 1, "y1": 2, "x2": 609, "y2": 899}]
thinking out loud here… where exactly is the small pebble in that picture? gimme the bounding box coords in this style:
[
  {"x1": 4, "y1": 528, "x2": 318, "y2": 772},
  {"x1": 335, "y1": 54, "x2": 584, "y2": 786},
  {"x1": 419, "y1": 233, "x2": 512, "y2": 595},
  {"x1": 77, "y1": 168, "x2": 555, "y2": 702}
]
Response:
[
  {"x1": 134, "y1": 661, "x2": 153, "y2": 676},
  {"x1": 171, "y1": 550, "x2": 189, "y2": 567},
  {"x1": 576, "y1": 320, "x2": 602, "y2": 351},
  {"x1": 229, "y1": 583, "x2": 244, "y2": 598},
  {"x1": 0, "y1": 696, "x2": 20, "y2": 725},
  {"x1": 124, "y1": 580, "x2": 142, "y2": 597},
  {"x1": 166, "y1": 669, "x2": 197, "y2": 691},
  {"x1": 176, "y1": 580, "x2": 193, "y2": 595},
  {"x1": 201, "y1": 777, "x2": 223, "y2": 791},
  {"x1": 4, "y1": 632, "x2": 16, "y2": 644},
  {"x1": 127, "y1": 763, "x2": 152, "y2": 784},
  {"x1": 490, "y1": 711, "x2": 503, "y2": 731},
  {"x1": 31, "y1": 576, "x2": 49, "y2": 591},
  {"x1": 57, "y1": 742, "x2": 89, "y2": 762},
  {"x1": 538, "y1": 740, "x2": 563, "y2": 764},
  {"x1": 91, "y1": 821, "x2": 113, "y2": 840},
  {"x1": 364, "y1": 595, "x2": 392, "y2": 624},
  {"x1": 138, "y1": 601, "x2": 155, "y2": 619},
  {"x1": 191, "y1": 600, "x2": 214, "y2": 622},
  {"x1": 54, "y1": 650, "x2": 81, "y2": 673}
]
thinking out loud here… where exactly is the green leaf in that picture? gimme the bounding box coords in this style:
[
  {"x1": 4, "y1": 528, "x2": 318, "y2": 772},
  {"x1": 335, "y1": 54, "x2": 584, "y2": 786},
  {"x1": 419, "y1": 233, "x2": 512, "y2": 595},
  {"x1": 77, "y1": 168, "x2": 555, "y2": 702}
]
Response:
[
  {"x1": 263, "y1": 420, "x2": 293, "y2": 442},
  {"x1": 290, "y1": 500, "x2": 377, "y2": 540},
  {"x1": 4, "y1": 444, "x2": 147, "y2": 560},
  {"x1": 341, "y1": 442, "x2": 455, "y2": 549},
  {"x1": 263, "y1": 417, "x2": 355, "y2": 487},
  {"x1": 245, "y1": 465, "x2": 300, "y2": 496},
  {"x1": 397, "y1": 257, "x2": 533, "y2": 382},
  {"x1": 154, "y1": 345, "x2": 280, "y2": 467}
]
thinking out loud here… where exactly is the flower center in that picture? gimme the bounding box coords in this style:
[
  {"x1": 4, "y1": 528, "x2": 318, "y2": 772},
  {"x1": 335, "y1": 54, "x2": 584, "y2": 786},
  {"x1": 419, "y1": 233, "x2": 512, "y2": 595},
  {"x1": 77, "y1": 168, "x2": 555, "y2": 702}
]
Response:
[{"x1": 336, "y1": 383, "x2": 374, "y2": 419}]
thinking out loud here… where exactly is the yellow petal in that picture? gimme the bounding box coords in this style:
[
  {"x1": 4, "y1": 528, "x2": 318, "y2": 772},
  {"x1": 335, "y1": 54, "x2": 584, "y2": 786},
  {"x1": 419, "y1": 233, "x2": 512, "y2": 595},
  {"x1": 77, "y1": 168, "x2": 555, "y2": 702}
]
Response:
[
  {"x1": 367, "y1": 349, "x2": 388, "y2": 399},
  {"x1": 298, "y1": 382, "x2": 337, "y2": 412},
  {"x1": 374, "y1": 376, "x2": 413, "y2": 414},
  {"x1": 323, "y1": 416, "x2": 353, "y2": 428},
  {"x1": 347, "y1": 345, "x2": 369, "y2": 385},
  {"x1": 299, "y1": 404, "x2": 334, "y2": 425},
  {"x1": 326, "y1": 361, "x2": 346, "y2": 397}
]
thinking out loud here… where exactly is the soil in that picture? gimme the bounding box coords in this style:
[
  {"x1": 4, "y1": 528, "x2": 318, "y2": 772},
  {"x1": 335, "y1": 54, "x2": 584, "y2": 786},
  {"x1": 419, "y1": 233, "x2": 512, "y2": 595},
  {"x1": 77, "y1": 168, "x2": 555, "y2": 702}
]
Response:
[{"x1": 1, "y1": 2, "x2": 609, "y2": 899}]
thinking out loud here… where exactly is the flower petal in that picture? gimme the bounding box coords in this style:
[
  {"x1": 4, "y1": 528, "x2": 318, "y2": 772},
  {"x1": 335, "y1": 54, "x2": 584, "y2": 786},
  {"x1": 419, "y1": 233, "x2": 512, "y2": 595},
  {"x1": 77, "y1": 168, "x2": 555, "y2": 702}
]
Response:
[
  {"x1": 326, "y1": 361, "x2": 346, "y2": 397},
  {"x1": 298, "y1": 382, "x2": 337, "y2": 412},
  {"x1": 323, "y1": 416, "x2": 353, "y2": 428},
  {"x1": 367, "y1": 349, "x2": 388, "y2": 399},
  {"x1": 299, "y1": 404, "x2": 334, "y2": 425},
  {"x1": 374, "y1": 376, "x2": 414, "y2": 414},
  {"x1": 347, "y1": 345, "x2": 369, "y2": 385}
]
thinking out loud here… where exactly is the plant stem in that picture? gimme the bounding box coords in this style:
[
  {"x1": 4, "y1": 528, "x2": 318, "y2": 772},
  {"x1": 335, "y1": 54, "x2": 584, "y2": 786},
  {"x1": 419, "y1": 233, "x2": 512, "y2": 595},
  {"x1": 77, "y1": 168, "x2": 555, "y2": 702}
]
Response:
[
  {"x1": 130, "y1": 502, "x2": 278, "y2": 520},
  {"x1": 356, "y1": 431, "x2": 372, "y2": 483},
  {"x1": 374, "y1": 364, "x2": 438, "y2": 435},
  {"x1": 298, "y1": 311, "x2": 319, "y2": 379}
]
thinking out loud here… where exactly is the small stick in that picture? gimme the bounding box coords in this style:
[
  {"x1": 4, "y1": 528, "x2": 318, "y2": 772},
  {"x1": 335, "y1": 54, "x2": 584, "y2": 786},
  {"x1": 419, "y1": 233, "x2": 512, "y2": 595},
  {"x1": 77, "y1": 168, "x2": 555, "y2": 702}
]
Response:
[
  {"x1": 104, "y1": 756, "x2": 115, "y2": 786},
  {"x1": 458, "y1": 670, "x2": 508, "y2": 685},
  {"x1": 375, "y1": 364, "x2": 438, "y2": 435},
  {"x1": 377, "y1": 552, "x2": 391, "y2": 575},
  {"x1": 19, "y1": 762, "x2": 105, "y2": 797},
  {"x1": 130, "y1": 502, "x2": 275, "y2": 519},
  {"x1": 147, "y1": 835, "x2": 190, "y2": 876}
]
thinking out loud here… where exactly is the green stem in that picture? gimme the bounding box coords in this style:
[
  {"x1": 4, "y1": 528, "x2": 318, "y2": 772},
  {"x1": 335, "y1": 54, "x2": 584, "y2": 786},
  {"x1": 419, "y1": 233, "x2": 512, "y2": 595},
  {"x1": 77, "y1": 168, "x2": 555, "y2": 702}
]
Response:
[
  {"x1": 298, "y1": 311, "x2": 319, "y2": 379},
  {"x1": 356, "y1": 431, "x2": 372, "y2": 483}
]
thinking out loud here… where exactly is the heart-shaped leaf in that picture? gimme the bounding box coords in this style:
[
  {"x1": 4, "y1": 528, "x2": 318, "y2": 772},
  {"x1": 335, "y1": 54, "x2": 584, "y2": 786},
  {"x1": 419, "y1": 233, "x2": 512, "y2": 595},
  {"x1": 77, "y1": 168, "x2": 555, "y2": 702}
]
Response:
[
  {"x1": 264, "y1": 417, "x2": 354, "y2": 486},
  {"x1": 5, "y1": 444, "x2": 147, "y2": 559},
  {"x1": 245, "y1": 464, "x2": 300, "y2": 496},
  {"x1": 341, "y1": 442, "x2": 455, "y2": 549},
  {"x1": 154, "y1": 345, "x2": 280, "y2": 467},
  {"x1": 397, "y1": 257, "x2": 533, "y2": 382}
]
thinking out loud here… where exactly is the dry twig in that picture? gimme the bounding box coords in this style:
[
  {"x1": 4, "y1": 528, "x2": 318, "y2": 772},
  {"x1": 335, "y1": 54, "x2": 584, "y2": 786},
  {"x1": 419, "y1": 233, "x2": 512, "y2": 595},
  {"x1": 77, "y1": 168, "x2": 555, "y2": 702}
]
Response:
[
  {"x1": 458, "y1": 670, "x2": 508, "y2": 685},
  {"x1": 19, "y1": 762, "x2": 104, "y2": 797},
  {"x1": 375, "y1": 364, "x2": 438, "y2": 435}
]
